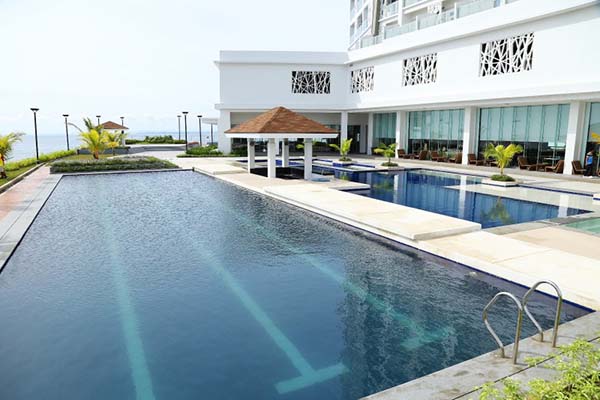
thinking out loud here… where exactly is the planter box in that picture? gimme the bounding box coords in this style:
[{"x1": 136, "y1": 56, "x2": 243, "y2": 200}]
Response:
[
  {"x1": 77, "y1": 147, "x2": 130, "y2": 155},
  {"x1": 332, "y1": 161, "x2": 353, "y2": 167},
  {"x1": 482, "y1": 178, "x2": 519, "y2": 187}
]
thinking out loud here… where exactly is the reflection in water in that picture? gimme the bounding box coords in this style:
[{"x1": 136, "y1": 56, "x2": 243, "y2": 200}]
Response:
[{"x1": 331, "y1": 170, "x2": 586, "y2": 228}]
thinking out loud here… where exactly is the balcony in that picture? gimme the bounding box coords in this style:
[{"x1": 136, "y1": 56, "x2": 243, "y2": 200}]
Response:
[
  {"x1": 381, "y1": 2, "x2": 400, "y2": 19},
  {"x1": 354, "y1": 0, "x2": 518, "y2": 49}
]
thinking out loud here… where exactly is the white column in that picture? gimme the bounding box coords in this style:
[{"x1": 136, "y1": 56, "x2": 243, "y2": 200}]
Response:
[
  {"x1": 304, "y1": 139, "x2": 313, "y2": 180},
  {"x1": 367, "y1": 113, "x2": 374, "y2": 155},
  {"x1": 282, "y1": 139, "x2": 290, "y2": 167},
  {"x1": 462, "y1": 106, "x2": 479, "y2": 165},
  {"x1": 395, "y1": 111, "x2": 407, "y2": 157},
  {"x1": 340, "y1": 111, "x2": 349, "y2": 144},
  {"x1": 217, "y1": 110, "x2": 232, "y2": 154},
  {"x1": 247, "y1": 140, "x2": 255, "y2": 172},
  {"x1": 267, "y1": 138, "x2": 277, "y2": 179},
  {"x1": 563, "y1": 101, "x2": 586, "y2": 175}
]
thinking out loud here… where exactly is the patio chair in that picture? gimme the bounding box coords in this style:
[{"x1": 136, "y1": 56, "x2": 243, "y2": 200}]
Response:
[
  {"x1": 468, "y1": 153, "x2": 484, "y2": 166},
  {"x1": 448, "y1": 152, "x2": 462, "y2": 164},
  {"x1": 545, "y1": 160, "x2": 564, "y2": 174},
  {"x1": 430, "y1": 151, "x2": 444, "y2": 162},
  {"x1": 397, "y1": 148, "x2": 407, "y2": 158},
  {"x1": 418, "y1": 150, "x2": 428, "y2": 160},
  {"x1": 517, "y1": 156, "x2": 540, "y2": 171},
  {"x1": 571, "y1": 160, "x2": 586, "y2": 175}
]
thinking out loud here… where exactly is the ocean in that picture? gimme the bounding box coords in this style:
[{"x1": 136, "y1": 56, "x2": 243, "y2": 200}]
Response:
[{"x1": 8, "y1": 131, "x2": 214, "y2": 162}]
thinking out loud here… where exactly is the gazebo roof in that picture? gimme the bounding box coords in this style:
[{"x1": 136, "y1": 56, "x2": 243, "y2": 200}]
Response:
[
  {"x1": 225, "y1": 107, "x2": 338, "y2": 139},
  {"x1": 99, "y1": 121, "x2": 129, "y2": 130}
]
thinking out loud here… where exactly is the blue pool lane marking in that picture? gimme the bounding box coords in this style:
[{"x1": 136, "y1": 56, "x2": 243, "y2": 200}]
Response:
[
  {"x1": 199, "y1": 249, "x2": 348, "y2": 394},
  {"x1": 212, "y1": 202, "x2": 454, "y2": 350},
  {"x1": 94, "y1": 182, "x2": 156, "y2": 400}
]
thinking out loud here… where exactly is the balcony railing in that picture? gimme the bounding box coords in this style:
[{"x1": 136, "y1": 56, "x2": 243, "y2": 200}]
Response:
[
  {"x1": 404, "y1": 0, "x2": 424, "y2": 7},
  {"x1": 354, "y1": 0, "x2": 518, "y2": 49},
  {"x1": 381, "y1": 1, "x2": 400, "y2": 18}
]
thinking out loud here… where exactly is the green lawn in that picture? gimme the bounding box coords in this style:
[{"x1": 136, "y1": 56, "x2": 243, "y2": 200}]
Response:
[{"x1": 0, "y1": 164, "x2": 38, "y2": 185}]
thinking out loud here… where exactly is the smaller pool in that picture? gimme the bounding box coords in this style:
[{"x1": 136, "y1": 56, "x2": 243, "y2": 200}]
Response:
[
  {"x1": 315, "y1": 168, "x2": 588, "y2": 229},
  {"x1": 566, "y1": 218, "x2": 600, "y2": 234}
]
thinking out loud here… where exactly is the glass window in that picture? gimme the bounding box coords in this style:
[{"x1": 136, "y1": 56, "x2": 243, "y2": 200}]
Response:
[
  {"x1": 478, "y1": 104, "x2": 570, "y2": 168},
  {"x1": 407, "y1": 109, "x2": 464, "y2": 155},
  {"x1": 373, "y1": 113, "x2": 396, "y2": 147},
  {"x1": 583, "y1": 102, "x2": 600, "y2": 175}
]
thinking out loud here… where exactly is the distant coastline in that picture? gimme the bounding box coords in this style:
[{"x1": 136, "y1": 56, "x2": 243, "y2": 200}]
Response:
[{"x1": 9, "y1": 131, "x2": 213, "y2": 161}]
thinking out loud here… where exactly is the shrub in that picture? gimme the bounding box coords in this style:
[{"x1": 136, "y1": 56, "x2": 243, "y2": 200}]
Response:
[
  {"x1": 125, "y1": 135, "x2": 186, "y2": 145},
  {"x1": 230, "y1": 146, "x2": 248, "y2": 157},
  {"x1": 477, "y1": 339, "x2": 600, "y2": 399},
  {"x1": 49, "y1": 156, "x2": 177, "y2": 173},
  {"x1": 490, "y1": 174, "x2": 515, "y2": 182},
  {"x1": 5, "y1": 149, "x2": 76, "y2": 171},
  {"x1": 177, "y1": 145, "x2": 224, "y2": 158}
]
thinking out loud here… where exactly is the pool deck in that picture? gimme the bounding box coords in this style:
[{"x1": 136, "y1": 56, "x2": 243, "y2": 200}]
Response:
[{"x1": 1, "y1": 155, "x2": 599, "y2": 400}]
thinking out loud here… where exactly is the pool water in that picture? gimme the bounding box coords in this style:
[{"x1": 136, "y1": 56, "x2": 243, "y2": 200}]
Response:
[
  {"x1": 566, "y1": 218, "x2": 600, "y2": 234},
  {"x1": 0, "y1": 171, "x2": 588, "y2": 400},
  {"x1": 329, "y1": 169, "x2": 587, "y2": 229}
]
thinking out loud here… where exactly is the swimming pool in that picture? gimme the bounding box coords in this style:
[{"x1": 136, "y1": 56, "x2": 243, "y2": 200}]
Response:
[
  {"x1": 566, "y1": 217, "x2": 600, "y2": 235},
  {"x1": 325, "y1": 169, "x2": 588, "y2": 229},
  {"x1": 0, "y1": 171, "x2": 588, "y2": 400}
]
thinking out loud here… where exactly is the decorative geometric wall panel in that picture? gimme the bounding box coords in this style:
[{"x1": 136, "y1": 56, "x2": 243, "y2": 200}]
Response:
[
  {"x1": 291, "y1": 71, "x2": 331, "y2": 94},
  {"x1": 480, "y1": 33, "x2": 534, "y2": 77},
  {"x1": 402, "y1": 53, "x2": 437, "y2": 86},
  {"x1": 351, "y1": 67, "x2": 375, "y2": 93}
]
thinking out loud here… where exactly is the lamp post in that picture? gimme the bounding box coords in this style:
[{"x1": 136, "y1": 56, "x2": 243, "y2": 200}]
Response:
[
  {"x1": 30, "y1": 108, "x2": 40, "y2": 162},
  {"x1": 96, "y1": 115, "x2": 101, "y2": 126},
  {"x1": 210, "y1": 124, "x2": 214, "y2": 145},
  {"x1": 62, "y1": 114, "x2": 70, "y2": 151},
  {"x1": 177, "y1": 115, "x2": 182, "y2": 140},
  {"x1": 197, "y1": 114, "x2": 203, "y2": 146},
  {"x1": 182, "y1": 111, "x2": 189, "y2": 152},
  {"x1": 120, "y1": 116, "x2": 125, "y2": 128}
]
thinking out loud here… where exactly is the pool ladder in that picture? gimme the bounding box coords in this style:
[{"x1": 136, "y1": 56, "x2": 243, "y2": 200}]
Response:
[{"x1": 482, "y1": 280, "x2": 563, "y2": 364}]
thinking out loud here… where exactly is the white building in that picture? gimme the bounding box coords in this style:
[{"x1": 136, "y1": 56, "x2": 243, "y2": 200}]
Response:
[{"x1": 216, "y1": 0, "x2": 600, "y2": 174}]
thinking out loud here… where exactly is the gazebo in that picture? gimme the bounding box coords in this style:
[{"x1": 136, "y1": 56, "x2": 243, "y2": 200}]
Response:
[
  {"x1": 99, "y1": 121, "x2": 129, "y2": 146},
  {"x1": 225, "y1": 107, "x2": 338, "y2": 180}
]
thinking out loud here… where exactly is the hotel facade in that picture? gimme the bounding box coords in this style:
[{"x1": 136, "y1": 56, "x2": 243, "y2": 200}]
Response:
[{"x1": 216, "y1": 0, "x2": 600, "y2": 175}]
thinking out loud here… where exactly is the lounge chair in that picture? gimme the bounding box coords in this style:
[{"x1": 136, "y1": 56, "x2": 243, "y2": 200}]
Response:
[
  {"x1": 468, "y1": 153, "x2": 484, "y2": 166},
  {"x1": 397, "y1": 149, "x2": 414, "y2": 159},
  {"x1": 517, "y1": 156, "x2": 541, "y2": 171},
  {"x1": 448, "y1": 152, "x2": 462, "y2": 164},
  {"x1": 545, "y1": 160, "x2": 564, "y2": 174},
  {"x1": 571, "y1": 160, "x2": 586, "y2": 175},
  {"x1": 418, "y1": 150, "x2": 428, "y2": 160},
  {"x1": 430, "y1": 151, "x2": 444, "y2": 162}
]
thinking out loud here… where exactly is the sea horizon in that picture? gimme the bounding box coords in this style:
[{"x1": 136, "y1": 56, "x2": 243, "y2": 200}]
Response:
[{"x1": 8, "y1": 130, "x2": 214, "y2": 161}]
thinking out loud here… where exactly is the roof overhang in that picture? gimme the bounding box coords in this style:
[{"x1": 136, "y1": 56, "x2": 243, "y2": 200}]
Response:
[{"x1": 226, "y1": 133, "x2": 338, "y2": 140}]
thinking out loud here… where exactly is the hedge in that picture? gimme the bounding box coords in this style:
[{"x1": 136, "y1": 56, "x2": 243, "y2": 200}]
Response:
[
  {"x1": 126, "y1": 135, "x2": 186, "y2": 145},
  {"x1": 49, "y1": 156, "x2": 178, "y2": 174},
  {"x1": 5, "y1": 149, "x2": 76, "y2": 171},
  {"x1": 177, "y1": 145, "x2": 224, "y2": 158}
]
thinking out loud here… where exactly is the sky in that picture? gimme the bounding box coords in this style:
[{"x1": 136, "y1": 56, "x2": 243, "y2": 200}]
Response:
[{"x1": 0, "y1": 0, "x2": 347, "y2": 134}]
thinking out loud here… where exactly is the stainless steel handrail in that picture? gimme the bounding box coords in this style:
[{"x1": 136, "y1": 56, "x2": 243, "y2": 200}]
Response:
[
  {"x1": 522, "y1": 280, "x2": 563, "y2": 348},
  {"x1": 483, "y1": 292, "x2": 524, "y2": 364}
]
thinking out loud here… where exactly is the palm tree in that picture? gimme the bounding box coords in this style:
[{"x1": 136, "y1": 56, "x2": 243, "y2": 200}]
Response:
[
  {"x1": 374, "y1": 142, "x2": 398, "y2": 166},
  {"x1": 329, "y1": 138, "x2": 353, "y2": 162},
  {"x1": 105, "y1": 131, "x2": 124, "y2": 156},
  {"x1": 80, "y1": 129, "x2": 107, "y2": 159},
  {"x1": 483, "y1": 143, "x2": 523, "y2": 177},
  {"x1": 0, "y1": 132, "x2": 25, "y2": 178}
]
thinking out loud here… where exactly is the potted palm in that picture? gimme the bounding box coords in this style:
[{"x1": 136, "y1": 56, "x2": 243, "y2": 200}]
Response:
[
  {"x1": 0, "y1": 132, "x2": 25, "y2": 179},
  {"x1": 482, "y1": 143, "x2": 523, "y2": 187},
  {"x1": 329, "y1": 139, "x2": 353, "y2": 165},
  {"x1": 374, "y1": 143, "x2": 399, "y2": 168}
]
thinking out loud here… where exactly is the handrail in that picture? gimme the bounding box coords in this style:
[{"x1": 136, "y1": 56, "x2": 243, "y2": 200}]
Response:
[
  {"x1": 522, "y1": 280, "x2": 563, "y2": 348},
  {"x1": 483, "y1": 292, "x2": 524, "y2": 364}
]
